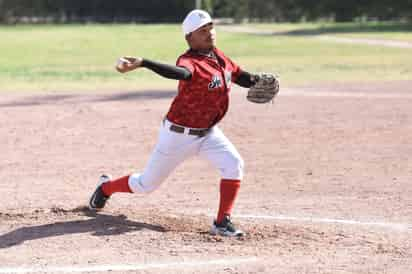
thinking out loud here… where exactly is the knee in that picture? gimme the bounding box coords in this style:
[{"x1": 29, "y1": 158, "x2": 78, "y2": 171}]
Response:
[
  {"x1": 236, "y1": 156, "x2": 245, "y2": 179},
  {"x1": 222, "y1": 155, "x2": 244, "y2": 180},
  {"x1": 128, "y1": 173, "x2": 162, "y2": 194}
]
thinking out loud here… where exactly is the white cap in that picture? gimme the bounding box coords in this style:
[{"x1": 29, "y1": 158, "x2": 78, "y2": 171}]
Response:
[{"x1": 182, "y1": 9, "x2": 212, "y2": 35}]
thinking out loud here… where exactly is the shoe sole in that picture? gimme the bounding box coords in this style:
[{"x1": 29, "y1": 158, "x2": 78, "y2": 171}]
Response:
[
  {"x1": 88, "y1": 174, "x2": 112, "y2": 211},
  {"x1": 210, "y1": 226, "x2": 244, "y2": 237},
  {"x1": 88, "y1": 188, "x2": 103, "y2": 211}
]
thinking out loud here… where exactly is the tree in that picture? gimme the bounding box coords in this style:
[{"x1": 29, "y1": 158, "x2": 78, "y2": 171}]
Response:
[{"x1": 1, "y1": 0, "x2": 411, "y2": 24}]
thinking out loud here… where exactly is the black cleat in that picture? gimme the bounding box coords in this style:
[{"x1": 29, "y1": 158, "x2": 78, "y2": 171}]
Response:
[
  {"x1": 210, "y1": 215, "x2": 244, "y2": 237},
  {"x1": 88, "y1": 174, "x2": 112, "y2": 211}
]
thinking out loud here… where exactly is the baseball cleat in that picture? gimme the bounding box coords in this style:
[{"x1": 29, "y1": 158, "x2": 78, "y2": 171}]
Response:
[
  {"x1": 88, "y1": 174, "x2": 112, "y2": 211},
  {"x1": 210, "y1": 215, "x2": 244, "y2": 237}
]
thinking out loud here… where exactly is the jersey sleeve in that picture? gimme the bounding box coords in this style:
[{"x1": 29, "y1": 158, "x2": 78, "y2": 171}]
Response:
[
  {"x1": 221, "y1": 51, "x2": 241, "y2": 83},
  {"x1": 230, "y1": 60, "x2": 241, "y2": 83},
  {"x1": 176, "y1": 56, "x2": 195, "y2": 75}
]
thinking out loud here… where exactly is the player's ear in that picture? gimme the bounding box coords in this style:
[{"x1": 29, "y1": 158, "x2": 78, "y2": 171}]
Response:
[{"x1": 185, "y1": 33, "x2": 192, "y2": 44}]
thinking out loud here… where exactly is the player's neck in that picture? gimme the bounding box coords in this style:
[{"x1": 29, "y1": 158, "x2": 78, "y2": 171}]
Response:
[{"x1": 190, "y1": 47, "x2": 215, "y2": 58}]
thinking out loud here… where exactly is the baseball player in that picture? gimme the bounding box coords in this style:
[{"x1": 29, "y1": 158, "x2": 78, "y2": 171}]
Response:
[{"x1": 89, "y1": 9, "x2": 262, "y2": 237}]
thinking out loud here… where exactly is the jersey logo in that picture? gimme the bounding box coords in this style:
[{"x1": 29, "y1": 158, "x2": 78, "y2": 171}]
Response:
[{"x1": 208, "y1": 75, "x2": 222, "y2": 90}]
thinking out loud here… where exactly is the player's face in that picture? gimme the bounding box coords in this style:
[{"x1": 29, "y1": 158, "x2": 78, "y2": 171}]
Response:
[{"x1": 187, "y1": 23, "x2": 216, "y2": 51}]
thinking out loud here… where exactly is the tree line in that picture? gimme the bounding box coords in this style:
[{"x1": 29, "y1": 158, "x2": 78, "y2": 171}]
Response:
[{"x1": 1, "y1": 0, "x2": 411, "y2": 24}]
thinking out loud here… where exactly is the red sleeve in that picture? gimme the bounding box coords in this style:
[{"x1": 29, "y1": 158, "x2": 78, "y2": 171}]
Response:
[
  {"x1": 176, "y1": 56, "x2": 195, "y2": 75},
  {"x1": 231, "y1": 61, "x2": 241, "y2": 83}
]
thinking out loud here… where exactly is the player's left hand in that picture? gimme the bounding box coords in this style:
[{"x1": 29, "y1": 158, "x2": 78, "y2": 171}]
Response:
[{"x1": 247, "y1": 73, "x2": 280, "y2": 104}]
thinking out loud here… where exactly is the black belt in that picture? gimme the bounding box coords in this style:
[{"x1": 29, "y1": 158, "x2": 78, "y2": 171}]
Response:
[{"x1": 169, "y1": 124, "x2": 210, "y2": 137}]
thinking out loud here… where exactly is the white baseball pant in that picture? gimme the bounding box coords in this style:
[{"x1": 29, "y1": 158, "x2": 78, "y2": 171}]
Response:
[{"x1": 128, "y1": 119, "x2": 244, "y2": 193}]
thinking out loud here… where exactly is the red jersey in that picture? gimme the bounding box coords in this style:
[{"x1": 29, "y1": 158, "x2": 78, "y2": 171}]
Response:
[{"x1": 166, "y1": 47, "x2": 241, "y2": 129}]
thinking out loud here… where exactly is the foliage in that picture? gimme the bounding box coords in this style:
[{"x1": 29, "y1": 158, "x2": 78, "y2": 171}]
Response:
[{"x1": 0, "y1": 0, "x2": 411, "y2": 23}]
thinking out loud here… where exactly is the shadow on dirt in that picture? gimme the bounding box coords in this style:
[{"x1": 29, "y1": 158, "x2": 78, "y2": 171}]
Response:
[
  {"x1": 0, "y1": 209, "x2": 167, "y2": 249},
  {"x1": 0, "y1": 90, "x2": 177, "y2": 108}
]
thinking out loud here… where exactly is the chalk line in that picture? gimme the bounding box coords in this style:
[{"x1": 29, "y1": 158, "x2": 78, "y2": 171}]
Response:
[
  {"x1": 231, "y1": 214, "x2": 411, "y2": 232},
  {"x1": 0, "y1": 257, "x2": 258, "y2": 273}
]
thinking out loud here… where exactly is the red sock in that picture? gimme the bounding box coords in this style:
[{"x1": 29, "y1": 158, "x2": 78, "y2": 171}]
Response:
[
  {"x1": 216, "y1": 179, "x2": 241, "y2": 224},
  {"x1": 101, "y1": 175, "x2": 132, "y2": 196}
]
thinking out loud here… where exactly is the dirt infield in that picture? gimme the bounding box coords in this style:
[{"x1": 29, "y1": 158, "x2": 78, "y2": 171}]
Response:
[{"x1": 1, "y1": 82, "x2": 411, "y2": 273}]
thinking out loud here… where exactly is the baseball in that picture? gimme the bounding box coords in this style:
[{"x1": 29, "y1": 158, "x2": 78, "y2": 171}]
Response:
[
  {"x1": 119, "y1": 57, "x2": 132, "y2": 64},
  {"x1": 115, "y1": 57, "x2": 133, "y2": 72},
  {"x1": 116, "y1": 57, "x2": 130, "y2": 68}
]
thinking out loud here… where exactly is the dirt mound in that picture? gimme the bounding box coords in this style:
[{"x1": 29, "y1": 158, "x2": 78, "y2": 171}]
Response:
[{"x1": 1, "y1": 84, "x2": 412, "y2": 273}]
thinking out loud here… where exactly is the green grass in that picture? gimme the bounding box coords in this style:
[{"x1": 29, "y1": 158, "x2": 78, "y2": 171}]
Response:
[
  {"x1": 249, "y1": 21, "x2": 412, "y2": 36},
  {"x1": 338, "y1": 32, "x2": 412, "y2": 41},
  {"x1": 0, "y1": 24, "x2": 186, "y2": 92},
  {"x1": 249, "y1": 21, "x2": 412, "y2": 41},
  {"x1": 0, "y1": 23, "x2": 411, "y2": 92}
]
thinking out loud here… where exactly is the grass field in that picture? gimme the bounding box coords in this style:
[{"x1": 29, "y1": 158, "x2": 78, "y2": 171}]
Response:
[
  {"x1": 0, "y1": 22, "x2": 411, "y2": 92},
  {"x1": 249, "y1": 21, "x2": 412, "y2": 39}
]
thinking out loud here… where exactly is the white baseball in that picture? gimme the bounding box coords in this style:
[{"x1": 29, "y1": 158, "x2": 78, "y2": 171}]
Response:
[
  {"x1": 119, "y1": 57, "x2": 132, "y2": 64},
  {"x1": 117, "y1": 57, "x2": 131, "y2": 67}
]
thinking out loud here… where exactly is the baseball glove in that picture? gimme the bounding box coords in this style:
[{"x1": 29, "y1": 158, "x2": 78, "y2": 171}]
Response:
[{"x1": 247, "y1": 73, "x2": 280, "y2": 104}]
